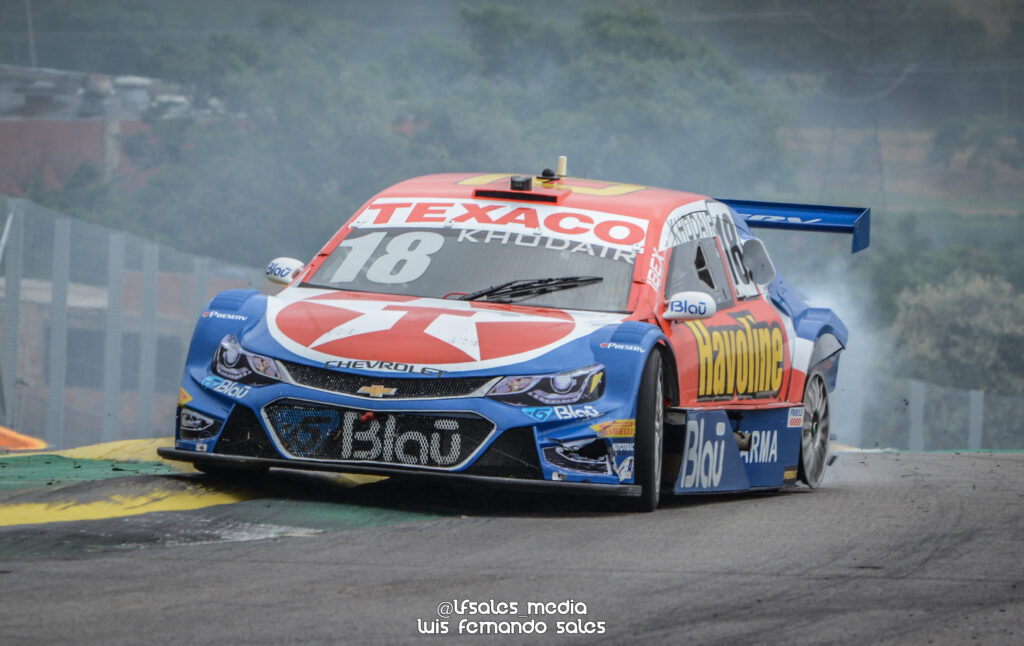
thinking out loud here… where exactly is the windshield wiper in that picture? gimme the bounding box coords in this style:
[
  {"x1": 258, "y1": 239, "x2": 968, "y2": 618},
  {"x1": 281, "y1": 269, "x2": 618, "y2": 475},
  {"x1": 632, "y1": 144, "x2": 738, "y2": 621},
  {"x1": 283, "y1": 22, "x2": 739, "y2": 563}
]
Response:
[{"x1": 457, "y1": 275, "x2": 603, "y2": 303}]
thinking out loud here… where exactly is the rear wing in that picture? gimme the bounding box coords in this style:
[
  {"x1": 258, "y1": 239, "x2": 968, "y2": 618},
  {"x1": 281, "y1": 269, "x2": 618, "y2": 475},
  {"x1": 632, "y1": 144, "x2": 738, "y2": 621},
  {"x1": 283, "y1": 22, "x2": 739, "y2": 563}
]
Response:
[{"x1": 717, "y1": 199, "x2": 870, "y2": 253}]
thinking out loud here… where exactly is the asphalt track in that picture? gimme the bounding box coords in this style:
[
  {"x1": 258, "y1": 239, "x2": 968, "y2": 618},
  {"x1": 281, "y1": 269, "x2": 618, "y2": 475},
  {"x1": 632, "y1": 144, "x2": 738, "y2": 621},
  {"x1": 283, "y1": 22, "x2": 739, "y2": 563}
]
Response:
[{"x1": 1, "y1": 442, "x2": 1022, "y2": 645}]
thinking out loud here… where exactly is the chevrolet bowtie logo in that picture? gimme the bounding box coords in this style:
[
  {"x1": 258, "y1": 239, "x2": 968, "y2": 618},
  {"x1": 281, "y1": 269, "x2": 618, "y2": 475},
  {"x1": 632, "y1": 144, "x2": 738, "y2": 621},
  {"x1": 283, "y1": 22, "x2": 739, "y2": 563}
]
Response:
[{"x1": 358, "y1": 384, "x2": 397, "y2": 398}]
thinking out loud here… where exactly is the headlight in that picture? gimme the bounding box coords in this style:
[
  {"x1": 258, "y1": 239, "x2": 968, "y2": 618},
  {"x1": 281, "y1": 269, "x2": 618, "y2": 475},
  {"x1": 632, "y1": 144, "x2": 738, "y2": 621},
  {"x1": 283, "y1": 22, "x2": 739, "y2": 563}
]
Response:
[
  {"x1": 212, "y1": 334, "x2": 281, "y2": 385},
  {"x1": 487, "y1": 365, "x2": 605, "y2": 406}
]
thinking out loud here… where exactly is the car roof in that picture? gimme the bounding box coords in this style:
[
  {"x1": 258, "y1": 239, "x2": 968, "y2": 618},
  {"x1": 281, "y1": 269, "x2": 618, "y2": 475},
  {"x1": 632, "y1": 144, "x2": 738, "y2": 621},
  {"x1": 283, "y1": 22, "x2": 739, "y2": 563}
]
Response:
[{"x1": 373, "y1": 173, "x2": 712, "y2": 226}]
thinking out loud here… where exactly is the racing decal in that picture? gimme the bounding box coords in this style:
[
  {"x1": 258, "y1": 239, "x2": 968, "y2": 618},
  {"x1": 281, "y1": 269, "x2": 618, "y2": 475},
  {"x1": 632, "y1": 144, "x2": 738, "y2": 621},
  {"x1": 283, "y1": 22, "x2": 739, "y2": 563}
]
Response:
[
  {"x1": 661, "y1": 200, "x2": 758, "y2": 299},
  {"x1": 271, "y1": 409, "x2": 468, "y2": 467},
  {"x1": 599, "y1": 341, "x2": 644, "y2": 353},
  {"x1": 200, "y1": 375, "x2": 251, "y2": 399},
  {"x1": 457, "y1": 174, "x2": 646, "y2": 197},
  {"x1": 740, "y1": 430, "x2": 778, "y2": 464},
  {"x1": 614, "y1": 455, "x2": 634, "y2": 482},
  {"x1": 267, "y1": 289, "x2": 625, "y2": 371},
  {"x1": 523, "y1": 407, "x2": 555, "y2": 422},
  {"x1": 553, "y1": 405, "x2": 600, "y2": 420},
  {"x1": 783, "y1": 467, "x2": 798, "y2": 481},
  {"x1": 591, "y1": 419, "x2": 635, "y2": 438},
  {"x1": 348, "y1": 198, "x2": 649, "y2": 250},
  {"x1": 681, "y1": 416, "x2": 726, "y2": 488},
  {"x1": 178, "y1": 387, "x2": 193, "y2": 407},
  {"x1": 202, "y1": 310, "x2": 248, "y2": 321},
  {"x1": 666, "y1": 295, "x2": 713, "y2": 318},
  {"x1": 684, "y1": 311, "x2": 785, "y2": 401},
  {"x1": 674, "y1": 410, "x2": 750, "y2": 493},
  {"x1": 324, "y1": 359, "x2": 444, "y2": 376},
  {"x1": 452, "y1": 229, "x2": 637, "y2": 264},
  {"x1": 787, "y1": 407, "x2": 804, "y2": 427},
  {"x1": 524, "y1": 405, "x2": 601, "y2": 421},
  {"x1": 646, "y1": 248, "x2": 665, "y2": 289}
]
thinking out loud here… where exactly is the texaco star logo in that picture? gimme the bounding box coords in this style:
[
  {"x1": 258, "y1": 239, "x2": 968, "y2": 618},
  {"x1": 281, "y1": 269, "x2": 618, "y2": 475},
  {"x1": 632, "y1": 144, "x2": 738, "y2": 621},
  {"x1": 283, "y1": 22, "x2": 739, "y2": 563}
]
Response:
[{"x1": 269, "y1": 292, "x2": 580, "y2": 366}]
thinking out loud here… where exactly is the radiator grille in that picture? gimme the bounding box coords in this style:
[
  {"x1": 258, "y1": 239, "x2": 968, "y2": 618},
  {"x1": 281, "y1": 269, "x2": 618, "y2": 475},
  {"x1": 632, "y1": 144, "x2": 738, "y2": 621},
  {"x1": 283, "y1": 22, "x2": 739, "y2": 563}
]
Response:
[
  {"x1": 213, "y1": 406, "x2": 279, "y2": 458},
  {"x1": 263, "y1": 400, "x2": 494, "y2": 468},
  {"x1": 281, "y1": 361, "x2": 493, "y2": 399},
  {"x1": 464, "y1": 426, "x2": 542, "y2": 479}
]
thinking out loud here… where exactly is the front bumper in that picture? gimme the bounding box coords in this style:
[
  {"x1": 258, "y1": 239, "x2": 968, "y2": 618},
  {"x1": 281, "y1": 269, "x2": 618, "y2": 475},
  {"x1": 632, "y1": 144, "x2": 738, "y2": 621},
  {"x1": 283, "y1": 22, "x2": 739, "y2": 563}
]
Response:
[{"x1": 156, "y1": 447, "x2": 641, "y2": 496}]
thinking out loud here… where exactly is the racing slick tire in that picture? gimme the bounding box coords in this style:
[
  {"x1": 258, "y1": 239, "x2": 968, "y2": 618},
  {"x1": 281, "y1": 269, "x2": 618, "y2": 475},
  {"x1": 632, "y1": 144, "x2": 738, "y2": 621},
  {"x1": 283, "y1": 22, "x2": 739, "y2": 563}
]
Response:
[
  {"x1": 798, "y1": 373, "x2": 830, "y2": 488},
  {"x1": 633, "y1": 351, "x2": 665, "y2": 512}
]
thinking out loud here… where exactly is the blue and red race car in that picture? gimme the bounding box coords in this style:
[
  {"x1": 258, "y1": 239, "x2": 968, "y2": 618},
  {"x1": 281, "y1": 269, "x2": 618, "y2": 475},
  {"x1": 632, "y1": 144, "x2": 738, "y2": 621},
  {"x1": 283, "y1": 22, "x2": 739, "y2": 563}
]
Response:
[{"x1": 158, "y1": 164, "x2": 869, "y2": 511}]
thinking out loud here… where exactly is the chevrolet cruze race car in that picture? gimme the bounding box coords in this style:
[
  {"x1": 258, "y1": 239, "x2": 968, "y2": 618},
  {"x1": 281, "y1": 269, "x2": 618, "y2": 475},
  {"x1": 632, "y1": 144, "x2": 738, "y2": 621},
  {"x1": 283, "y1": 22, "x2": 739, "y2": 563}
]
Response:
[{"x1": 158, "y1": 164, "x2": 869, "y2": 511}]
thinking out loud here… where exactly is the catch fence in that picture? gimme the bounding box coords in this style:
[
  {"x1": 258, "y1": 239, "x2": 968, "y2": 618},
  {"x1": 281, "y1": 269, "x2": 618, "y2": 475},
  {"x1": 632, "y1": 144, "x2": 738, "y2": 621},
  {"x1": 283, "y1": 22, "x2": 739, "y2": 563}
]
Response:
[{"x1": 0, "y1": 197, "x2": 261, "y2": 448}]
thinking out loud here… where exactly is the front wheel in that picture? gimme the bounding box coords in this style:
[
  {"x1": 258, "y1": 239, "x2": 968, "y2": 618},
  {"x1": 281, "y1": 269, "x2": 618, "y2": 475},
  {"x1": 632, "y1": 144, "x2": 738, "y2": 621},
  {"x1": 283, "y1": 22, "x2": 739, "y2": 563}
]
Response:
[
  {"x1": 633, "y1": 352, "x2": 665, "y2": 512},
  {"x1": 798, "y1": 374, "x2": 831, "y2": 488}
]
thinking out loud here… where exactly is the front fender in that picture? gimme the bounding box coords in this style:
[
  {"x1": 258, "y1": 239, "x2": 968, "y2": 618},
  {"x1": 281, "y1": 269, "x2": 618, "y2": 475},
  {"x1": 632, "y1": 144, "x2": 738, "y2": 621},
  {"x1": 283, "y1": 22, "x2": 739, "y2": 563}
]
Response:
[
  {"x1": 589, "y1": 321, "x2": 676, "y2": 407},
  {"x1": 184, "y1": 289, "x2": 265, "y2": 367}
]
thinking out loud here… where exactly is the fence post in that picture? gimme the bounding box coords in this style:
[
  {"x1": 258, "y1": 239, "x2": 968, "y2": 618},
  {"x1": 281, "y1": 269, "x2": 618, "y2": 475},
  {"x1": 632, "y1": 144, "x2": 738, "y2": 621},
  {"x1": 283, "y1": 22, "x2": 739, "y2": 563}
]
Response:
[
  {"x1": 193, "y1": 257, "x2": 208, "y2": 318},
  {"x1": 1, "y1": 201, "x2": 24, "y2": 429},
  {"x1": 908, "y1": 379, "x2": 925, "y2": 451},
  {"x1": 46, "y1": 218, "x2": 71, "y2": 447},
  {"x1": 137, "y1": 243, "x2": 159, "y2": 438},
  {"x1": 968, "y1": 390, "x2": 984, "y2": 450},
  {"x1": 102, "y1": 232, "x2": 125, "y2": 443}
]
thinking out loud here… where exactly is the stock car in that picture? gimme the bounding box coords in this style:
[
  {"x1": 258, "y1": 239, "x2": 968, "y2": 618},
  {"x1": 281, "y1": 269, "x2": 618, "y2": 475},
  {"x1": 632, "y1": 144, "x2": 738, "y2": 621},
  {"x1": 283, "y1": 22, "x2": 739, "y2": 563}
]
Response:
[{"x1": 158, "y1": 163, "x2": 869, "y2": 511}]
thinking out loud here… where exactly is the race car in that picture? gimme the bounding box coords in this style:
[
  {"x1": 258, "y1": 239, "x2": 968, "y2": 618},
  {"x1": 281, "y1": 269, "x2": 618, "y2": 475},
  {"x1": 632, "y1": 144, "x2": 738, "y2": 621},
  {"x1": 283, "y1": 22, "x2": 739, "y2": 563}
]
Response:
[{"x1": 158, "y1": 161, "x2": 869, "y2": 511}]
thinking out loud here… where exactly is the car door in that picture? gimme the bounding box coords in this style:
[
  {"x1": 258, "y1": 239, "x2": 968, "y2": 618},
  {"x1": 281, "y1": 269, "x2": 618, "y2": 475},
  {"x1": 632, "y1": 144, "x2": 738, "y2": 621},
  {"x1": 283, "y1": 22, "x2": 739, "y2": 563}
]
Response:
[{"x1": 662, "y1": 219, "x2": 792, "y2": 408}]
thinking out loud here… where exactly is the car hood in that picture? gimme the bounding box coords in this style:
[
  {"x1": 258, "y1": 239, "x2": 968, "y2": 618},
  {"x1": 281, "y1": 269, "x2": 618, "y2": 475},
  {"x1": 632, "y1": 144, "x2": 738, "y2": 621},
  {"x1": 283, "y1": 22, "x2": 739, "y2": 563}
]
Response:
[{"x1": 245, "y1": 287, "x2": 627, "y2": 375}]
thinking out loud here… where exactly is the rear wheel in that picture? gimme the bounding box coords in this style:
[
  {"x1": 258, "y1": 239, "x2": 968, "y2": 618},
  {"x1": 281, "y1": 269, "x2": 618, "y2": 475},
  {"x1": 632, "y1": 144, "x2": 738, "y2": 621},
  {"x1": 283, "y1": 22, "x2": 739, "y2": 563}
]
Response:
[
  {"x1": 798, "y1": 374, "x2": 830, "y2": 488},
  {"x1": 633, "y1": 352, "x2": 665, "y2": 512}
]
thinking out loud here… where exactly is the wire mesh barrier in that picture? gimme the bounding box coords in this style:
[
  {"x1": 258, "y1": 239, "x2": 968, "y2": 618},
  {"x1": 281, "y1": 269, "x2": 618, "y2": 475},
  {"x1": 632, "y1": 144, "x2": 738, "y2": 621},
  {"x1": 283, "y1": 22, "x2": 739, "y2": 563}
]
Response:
[{"x1": 0, "y1": 198, "x2": 261, "y2": 449}]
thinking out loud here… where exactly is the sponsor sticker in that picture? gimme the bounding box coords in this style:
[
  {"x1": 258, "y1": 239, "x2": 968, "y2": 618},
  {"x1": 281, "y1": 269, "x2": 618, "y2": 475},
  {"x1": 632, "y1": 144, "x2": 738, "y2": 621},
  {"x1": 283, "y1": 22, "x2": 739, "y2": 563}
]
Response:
[
  {"x1": 325, "y1": 359, "x2": 443, "y2": 376},
  {"x1": 553, "y1": 405, "x2": 600, "y2": 420},
  {"x1": 740, "y1": 430, "x2": 778, "y2": 464},
  {"x1": 202, "y1": 310, "x2": 248, "y2": 321},
  {"x1": 788, "y1": 407, "x2": 804, "y2": 428},
  {"x1": 591, "y1": 419, "x2": 635, "y2": 438},
  {"x1": 599, "y1": 342, "x2": 644, "y2": 353},
  {"x1": 614, "y1": 455, "x2": 635, "y2": 482},
  {"x1": 682, "y1": 417, "x2": 727, "y2": 489},
  {"x1": 195, "y1": 442, "x2": 209, "y2": 453},
  {"x1": 684, "y1": 311, "x2": 786, "y2": 401},
  {"x1": 350, "y1": 198, "x2": 649, "y2": 250},
  {"x1": 783, "y1": 467, "x2": 798, "y2": 481},
  {"x1": 178, "y1": 387, "x2": 193, "y2": 407},
  {"x1": 523, "y1": 407, "x2": 554, "y2": 422},
  {"x1": 667, "y1": 298, "x2": 711, "y2": 317},
  {"x1": 201, "y1": 375, "x2": 251, "y2": 400},
  {"x1": 524, "y1": 406, "x2": 600, "y2": 422}
]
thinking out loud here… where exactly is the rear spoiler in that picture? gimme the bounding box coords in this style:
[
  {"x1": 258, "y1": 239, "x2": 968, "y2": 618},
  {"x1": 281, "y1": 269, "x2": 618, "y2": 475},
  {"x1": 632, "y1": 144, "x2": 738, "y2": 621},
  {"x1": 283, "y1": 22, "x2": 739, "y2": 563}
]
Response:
[{"x1": 717, "y1": 199, "x2": 871, "y2": 253}]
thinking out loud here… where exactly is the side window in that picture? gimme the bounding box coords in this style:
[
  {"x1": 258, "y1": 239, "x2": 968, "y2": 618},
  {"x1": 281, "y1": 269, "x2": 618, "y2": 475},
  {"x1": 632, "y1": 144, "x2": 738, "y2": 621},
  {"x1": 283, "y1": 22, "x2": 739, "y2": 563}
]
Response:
[{"x1": 665, "y1": 237, "x2": 733, "y2": 309}]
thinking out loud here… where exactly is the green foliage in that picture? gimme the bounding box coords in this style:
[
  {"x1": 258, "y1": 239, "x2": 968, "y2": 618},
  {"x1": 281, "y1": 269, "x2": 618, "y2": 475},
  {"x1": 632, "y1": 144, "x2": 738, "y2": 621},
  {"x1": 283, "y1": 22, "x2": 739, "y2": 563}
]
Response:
[
  {"x1": 25, "y1": 161, "x2": 110, "y2": 215},
  {"x1": 887, "y1": 271, "x2": 1024, "y2": 397},
  {"x1": 18, "y1": 2, "x2": 790, "y2": 262}
]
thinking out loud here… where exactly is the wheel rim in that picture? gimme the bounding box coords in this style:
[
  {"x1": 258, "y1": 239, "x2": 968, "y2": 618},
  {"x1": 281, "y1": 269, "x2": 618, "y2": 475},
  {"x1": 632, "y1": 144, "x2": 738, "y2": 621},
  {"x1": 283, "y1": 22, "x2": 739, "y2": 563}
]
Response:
[{"x1": 801, "y1": 375, "x2": 830, "y2": 487}]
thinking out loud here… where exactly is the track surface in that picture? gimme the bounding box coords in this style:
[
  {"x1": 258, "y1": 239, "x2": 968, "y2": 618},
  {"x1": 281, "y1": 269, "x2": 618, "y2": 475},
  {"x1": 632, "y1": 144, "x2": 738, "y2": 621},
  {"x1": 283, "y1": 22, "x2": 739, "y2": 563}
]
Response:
[{"x1": 1, "y1": 450, "x2": 1022, "y2": 645}]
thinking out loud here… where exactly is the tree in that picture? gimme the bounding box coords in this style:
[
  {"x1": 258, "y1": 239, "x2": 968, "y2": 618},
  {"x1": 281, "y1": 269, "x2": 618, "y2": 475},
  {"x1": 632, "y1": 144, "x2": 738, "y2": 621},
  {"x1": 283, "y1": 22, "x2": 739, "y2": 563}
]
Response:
[{"x1": 887, "y1": 271, "x2": 1024, "y2": 396}]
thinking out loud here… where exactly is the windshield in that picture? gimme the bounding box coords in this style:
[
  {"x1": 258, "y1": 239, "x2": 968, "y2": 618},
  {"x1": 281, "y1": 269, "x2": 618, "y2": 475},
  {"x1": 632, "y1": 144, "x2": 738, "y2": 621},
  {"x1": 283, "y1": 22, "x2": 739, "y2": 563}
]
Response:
[{"x1": 305, "y1": 227, "x2": 637, "y2": 312}]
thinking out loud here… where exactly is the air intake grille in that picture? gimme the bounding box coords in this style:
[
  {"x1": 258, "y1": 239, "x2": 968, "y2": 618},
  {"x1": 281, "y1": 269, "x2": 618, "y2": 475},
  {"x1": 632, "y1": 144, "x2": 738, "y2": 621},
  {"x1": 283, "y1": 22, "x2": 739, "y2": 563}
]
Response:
[
  {"x1": 214, "y1": 406, "x2": 279, "y2": 458},
  {"x1": 263, "y1": 400, "x2": 494, "y2": 469},
  {"x1": 281, "y1": 361, "x2": 493, "y2": 399},
  {"x1": 465, "y1": 426, "x2": 542, "y2": 479}
]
